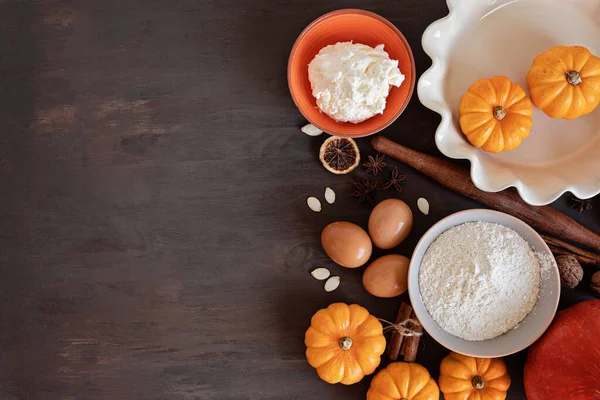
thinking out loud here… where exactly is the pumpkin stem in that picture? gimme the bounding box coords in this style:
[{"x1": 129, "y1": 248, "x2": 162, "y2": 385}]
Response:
[
  {"x1": 338, "y1": 337, "x2": 353, "y2": 350},
  {"x1": 472, "y1": 376, "x2": 485, "y2": 390},
  {"x1": 493, "y1": 106, "x2": 507, "y2": 121},
  {"x1": 565, "y1": 70, "x2": 582, "y2": 86}
]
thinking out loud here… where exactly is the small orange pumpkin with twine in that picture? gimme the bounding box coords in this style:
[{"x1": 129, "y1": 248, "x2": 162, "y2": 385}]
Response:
[{"x1": 304, "y1": 303, "x2": 386, "y2": 385}]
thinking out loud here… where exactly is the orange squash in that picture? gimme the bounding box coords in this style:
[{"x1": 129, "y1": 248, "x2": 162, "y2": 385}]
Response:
[
  {"x1": 367, "y1": 362, "x2": 440, "y2": 400},
  {"x1": 526, "y1": 45, "x2": 600, "y2": 119},
  {"x1": 305, "y1": 303, "x2": 385, "y2": 385},
  {"x1": 439, "y1": 352, "x2": 511, "y2": 400},
  {"x1": 459, "y1": 76, "x2": 533, "y2": 153},
  {"x1": 524, "y1": 301, "x2": 600, "y2": 400}
]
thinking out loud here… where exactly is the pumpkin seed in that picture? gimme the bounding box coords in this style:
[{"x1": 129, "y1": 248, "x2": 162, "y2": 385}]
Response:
[
  {"x1": 324, "y1": 276, "x2": 340, "y2": 292},
  {"x1": 301, "y1": 123, "x2": 323, "y2": 137},
  {"x1": 307, "y1": 197, "x2": 322, "y2": 212},
  {"x1": 324, "y1": 187, "x2": 335, "y2": 204},
  {"x1": 417, "y1": 197, "x2": 430, "y2": 215},
  {"x1": 311, "y1": 268, "x2": 330, "y2": 280}
]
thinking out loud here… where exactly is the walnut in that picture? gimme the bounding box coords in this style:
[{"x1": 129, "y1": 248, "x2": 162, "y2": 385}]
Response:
[
  {"x1": 591, "y1": 271, "x2": 600, "y2": 297},
  {"x1": 556, "y1": 255, "x2": 583, "y2": 289}
]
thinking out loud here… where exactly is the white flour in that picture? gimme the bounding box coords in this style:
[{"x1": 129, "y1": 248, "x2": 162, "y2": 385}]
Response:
[{"x1": 419, "y1": 221, "x2": 541, "y2": 341}]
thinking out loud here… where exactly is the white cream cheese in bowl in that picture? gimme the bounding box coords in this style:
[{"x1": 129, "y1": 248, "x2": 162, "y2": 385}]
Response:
[{"x1": 308, "y1": 42, "x2": 405, "y2": 123}]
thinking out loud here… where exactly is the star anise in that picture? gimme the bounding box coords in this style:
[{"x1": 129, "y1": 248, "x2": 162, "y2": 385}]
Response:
[
  {"x1": 381, "y1": 167, "x2": 407, "y2": 192},
  {"x1": 352, "y1": 178, "x2": 377, "y2": 204},
  {"x1": 362, "y1": 154, "x2": 387, "y2": 176},
  {"x1": 570, "y1": 197, "x2": 593, "y2": 213}
]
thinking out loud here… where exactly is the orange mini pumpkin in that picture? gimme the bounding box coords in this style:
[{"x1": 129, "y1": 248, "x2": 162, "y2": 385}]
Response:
[
  {"x1": 458, "y1": 76, "x2": 533, "y2": 153},
  {"x1": 526, "y1": 45, "x2": 600, "y2": 119},
  {"x1": 367, "y1": 362, "x2": 440, "y2": 400},
  {"x1": 305, "y1": 302, "x2": 385, "y2": 385},
  {"x1": 439, "y1": 352, "x2": 511, "y2": 400}
]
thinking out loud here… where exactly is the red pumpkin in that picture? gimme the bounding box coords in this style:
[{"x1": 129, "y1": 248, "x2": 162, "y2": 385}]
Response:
[{"x1": 524, "y1": 300, "x2": 600, "y2": 400}]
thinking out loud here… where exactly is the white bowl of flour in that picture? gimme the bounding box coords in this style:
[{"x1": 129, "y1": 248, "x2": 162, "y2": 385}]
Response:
[{"x1": 408, "y1": 209, "x2": 560, "y2": 357}]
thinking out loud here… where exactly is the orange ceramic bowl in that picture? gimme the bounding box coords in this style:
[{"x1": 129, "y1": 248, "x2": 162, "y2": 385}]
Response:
[{"x1": 288, "y1": 9, "x2": 415, "y2": 138}]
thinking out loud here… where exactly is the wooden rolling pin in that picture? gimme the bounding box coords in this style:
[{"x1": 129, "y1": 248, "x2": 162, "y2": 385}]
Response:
[{"x1": 371, "y1": 136, "x2": 600, "y2": 252}]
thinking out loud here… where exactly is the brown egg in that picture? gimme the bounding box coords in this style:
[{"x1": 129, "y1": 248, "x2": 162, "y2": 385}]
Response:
[
  {"x1": 362, "y1": 254, "x2": 410, "y2": 298},
  {"x1": 368, "y1": 199, "x2": 413, "y2": 249},
  {"x1": 321, "y1": 221, "x2": 372, "y2": 268}
]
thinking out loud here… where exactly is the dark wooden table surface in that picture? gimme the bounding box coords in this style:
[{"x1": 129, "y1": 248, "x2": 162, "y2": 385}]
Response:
[{"x1": 0, "y1": 0, "x2": 597, "y2": 399}]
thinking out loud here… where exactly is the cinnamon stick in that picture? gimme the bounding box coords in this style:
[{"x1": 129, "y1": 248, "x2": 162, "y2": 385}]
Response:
[
  {"x1": 542, "y1": 234, "x2": 600, "y2": 264},
  {"x1": 547, "y1": 244, "x2": 598, "y2": 265},
  {"x1": 401, "y1": 311, "x2": 423, "y2": 363},
  {"x1": 387, "y1": 302, "x2": 412, "y2": 361},
  {"x1": 371, "y1": 136, "x2": 600, "y2": 251}
]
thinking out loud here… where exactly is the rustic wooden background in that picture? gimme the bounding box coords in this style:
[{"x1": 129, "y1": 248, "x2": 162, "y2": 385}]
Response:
[{"x1": 0, "y1": 0, "x2": 597, "y2": 399}]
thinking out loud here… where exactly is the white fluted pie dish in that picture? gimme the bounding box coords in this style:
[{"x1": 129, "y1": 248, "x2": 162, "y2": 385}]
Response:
[{"x1": 418, "y1": 0, "x2": 600, "y2": 206}]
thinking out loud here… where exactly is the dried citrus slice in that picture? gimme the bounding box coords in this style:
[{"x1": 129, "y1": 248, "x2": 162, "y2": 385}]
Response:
[{"x1": 319, "y1": 136, "x2": 360, "y2": 174}]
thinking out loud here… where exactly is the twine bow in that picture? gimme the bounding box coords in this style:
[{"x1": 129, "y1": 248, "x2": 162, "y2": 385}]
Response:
[{"x1": 379, "y1": 318, "x2": 423, "y2": 337}]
